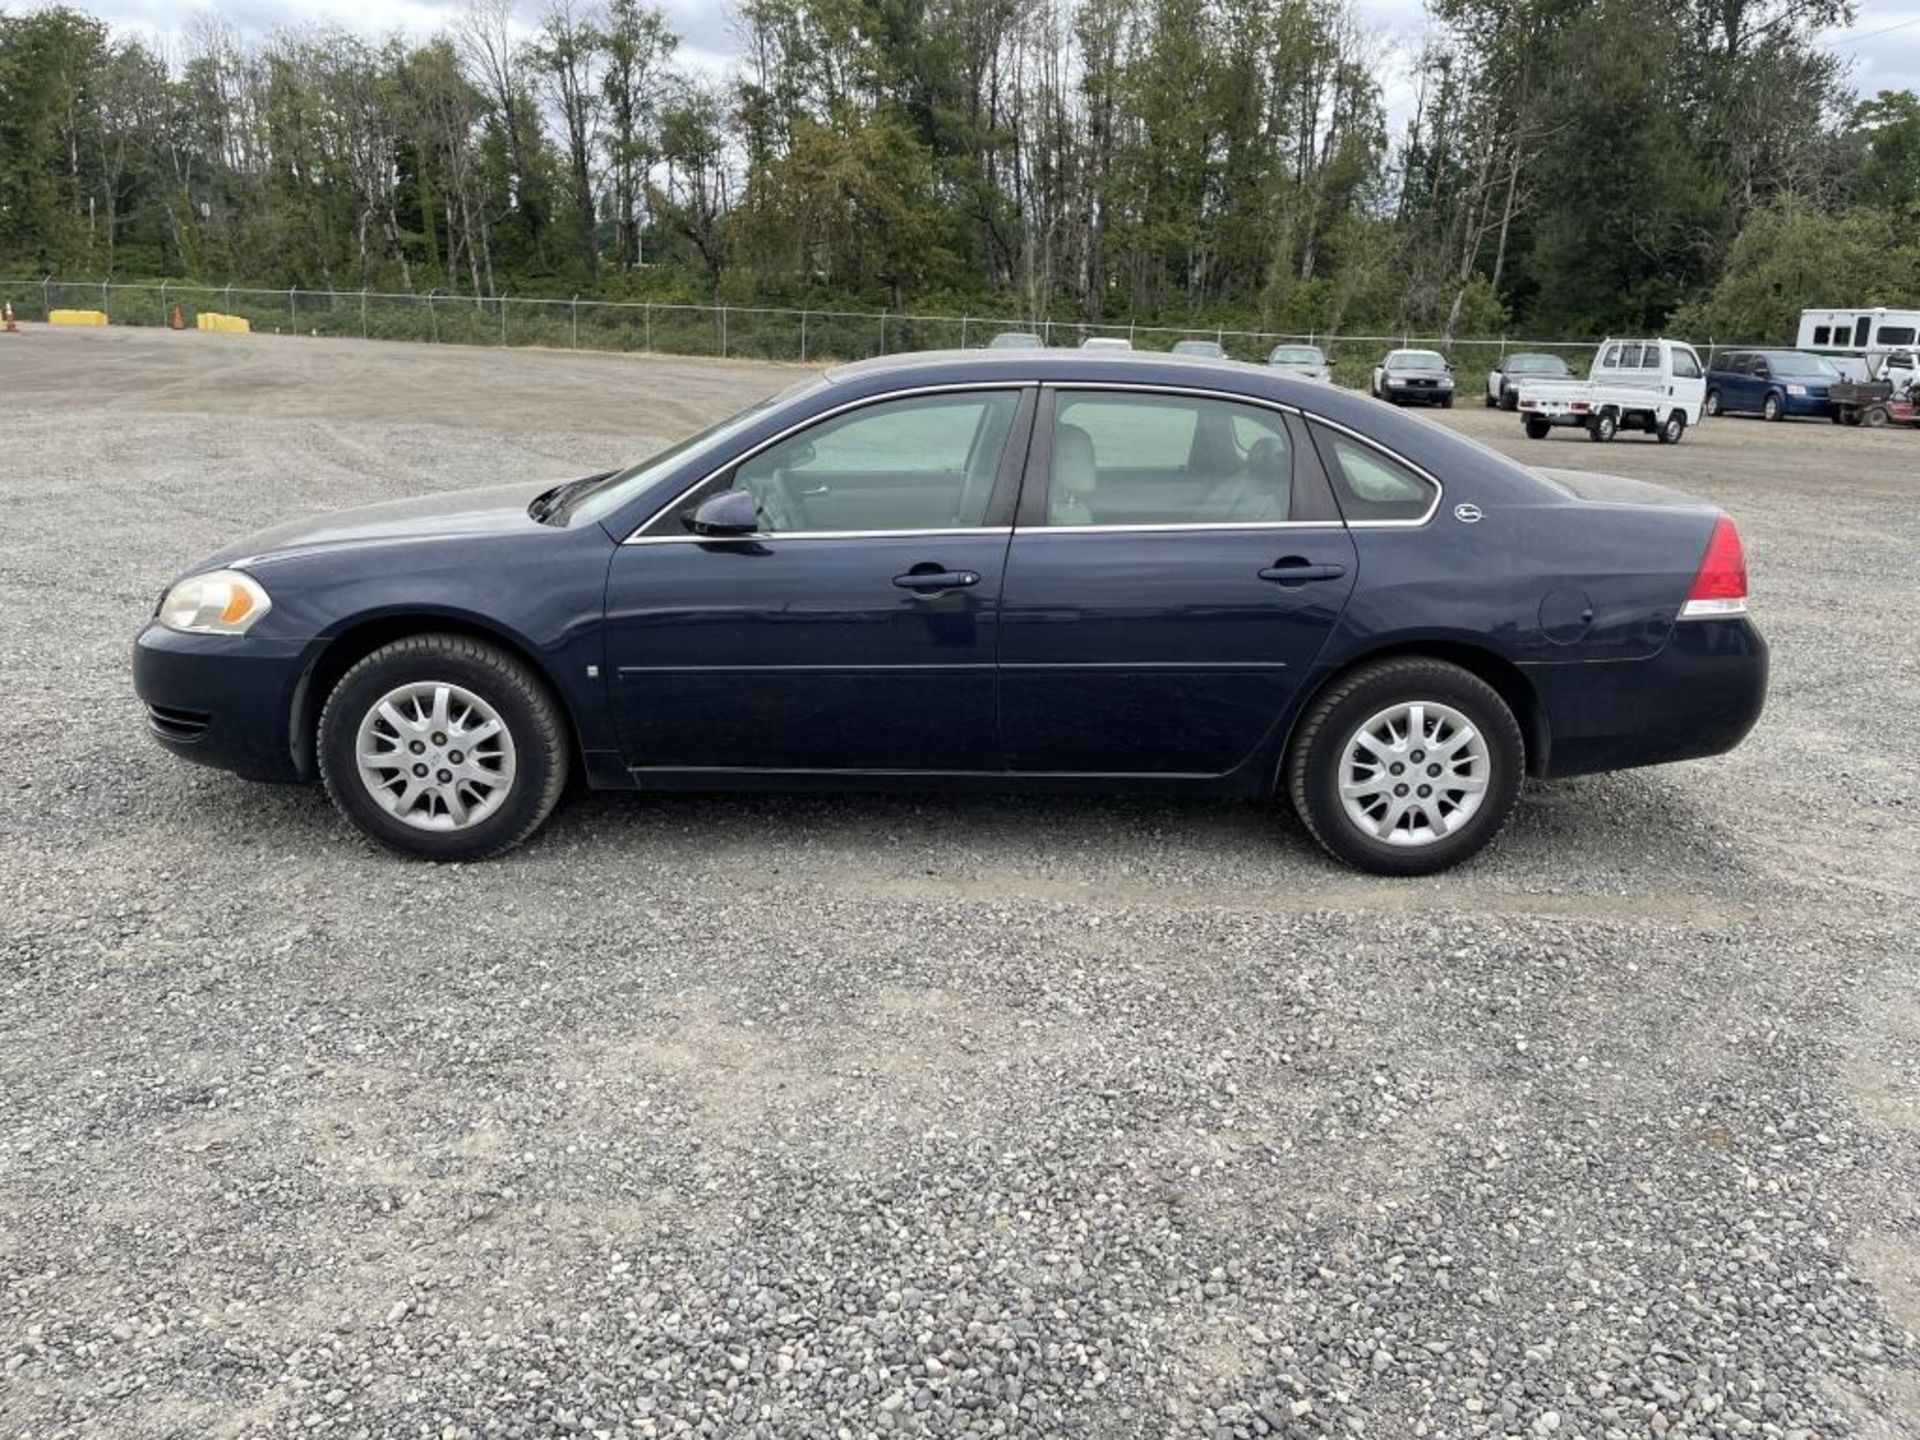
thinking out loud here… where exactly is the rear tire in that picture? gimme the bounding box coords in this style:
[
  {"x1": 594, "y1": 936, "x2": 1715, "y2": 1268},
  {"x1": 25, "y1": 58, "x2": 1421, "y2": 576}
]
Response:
[
  {"x1": 1705, "y1": 390, "x2": 1722, "y2": 417},
  {"x1": 1523, "y1": 416, "x2": 1551, "y2": 440},
  {"x1": 1865, "y1": 404, "x2": 1890, "y2": 428},
  {"x1": 1286, "y1": 658, "x2": 1524, "y2": 877},
  {"x1": 1655, "y1": 410, "x2": 1686, "y2": 445},
  {"x1": 317, "y1": 633, "x2": 570, "y2": 860}
]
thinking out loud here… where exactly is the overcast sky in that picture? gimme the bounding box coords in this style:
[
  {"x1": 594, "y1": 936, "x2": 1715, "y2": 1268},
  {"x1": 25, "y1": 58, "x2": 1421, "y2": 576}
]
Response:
[{"x1": 37, "y1": 0, "x2": 1920, "y2": 136}]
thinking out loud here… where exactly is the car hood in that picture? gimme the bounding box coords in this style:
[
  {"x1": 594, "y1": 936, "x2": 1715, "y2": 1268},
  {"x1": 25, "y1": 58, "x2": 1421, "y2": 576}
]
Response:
[{"x1": 199, "y1": 481, "x2": 560, "y2": 572}]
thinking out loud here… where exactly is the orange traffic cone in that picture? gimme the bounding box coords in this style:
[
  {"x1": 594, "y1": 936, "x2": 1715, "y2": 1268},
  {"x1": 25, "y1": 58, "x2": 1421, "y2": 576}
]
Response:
[
  {"x1": 170, "y1": 304, "x2": 183, "y2": 330},
  {"x1": 2, "y1": 301, "x2": 16, "y2": 333}
]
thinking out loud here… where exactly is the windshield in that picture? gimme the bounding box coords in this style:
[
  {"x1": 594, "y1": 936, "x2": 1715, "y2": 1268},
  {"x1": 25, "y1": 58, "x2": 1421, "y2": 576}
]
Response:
[
  {"x1": 1270, "y1": 346, "x2": 1324, "y2": 363},
  {"x1": 1507, "y1": 355, "x2": 1569, "y2": 375},
  {"x1": 558, "y1": 381, "x2": 816, "y2": 527},
  {"x1": 1389, "y1": 351, "x2": 1446, "y2": 371},
  {"x1": 1767, "y1": 351, "x2": 1840, "y2": 378}
]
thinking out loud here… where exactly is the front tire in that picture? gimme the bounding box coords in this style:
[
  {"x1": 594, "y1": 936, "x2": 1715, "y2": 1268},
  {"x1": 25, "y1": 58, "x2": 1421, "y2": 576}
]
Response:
[
  {"x1": 317, "y1": 633, "x2": 570, "y2": 860},
  {"x1": 1286, "y1": 658, "x2": 1524, "y2": 876},
  {"x1": 1655, "y1": 410, "x2": 1686, "y2": 444},
  {"x1": 1762, "y1": 391, "x2": 1783, "y2": 422}
]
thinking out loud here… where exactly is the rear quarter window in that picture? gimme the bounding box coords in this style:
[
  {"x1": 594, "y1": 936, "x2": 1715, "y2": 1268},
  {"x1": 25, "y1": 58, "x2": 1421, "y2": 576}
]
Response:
[{"x1": 1311, "y1": 426, "x2": 1438, "y2": 523}]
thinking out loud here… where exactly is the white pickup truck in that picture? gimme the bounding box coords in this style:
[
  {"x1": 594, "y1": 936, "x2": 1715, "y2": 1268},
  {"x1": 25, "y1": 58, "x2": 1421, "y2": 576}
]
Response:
[{"x1": 1514, "y1": 337, "x2": 1708, "y2": 444}]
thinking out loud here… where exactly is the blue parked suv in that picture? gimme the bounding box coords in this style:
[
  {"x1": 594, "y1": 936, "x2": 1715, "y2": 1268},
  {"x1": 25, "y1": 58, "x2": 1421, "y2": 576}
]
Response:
[{"x1": 1704, "y1": 349, "x2": 1840, "y2": 421}]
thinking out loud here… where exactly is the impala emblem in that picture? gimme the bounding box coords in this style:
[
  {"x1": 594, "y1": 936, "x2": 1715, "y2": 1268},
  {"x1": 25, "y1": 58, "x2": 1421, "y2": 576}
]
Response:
[{"x1": 1454, "y1": 503, "x2": 1483, "y2": 524}]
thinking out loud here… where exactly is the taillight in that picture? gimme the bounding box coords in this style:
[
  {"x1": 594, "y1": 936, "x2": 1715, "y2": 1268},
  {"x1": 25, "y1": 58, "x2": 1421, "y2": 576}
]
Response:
[{"x1": 1680, "y1": 514, "x2": 1748, "y2": 619}]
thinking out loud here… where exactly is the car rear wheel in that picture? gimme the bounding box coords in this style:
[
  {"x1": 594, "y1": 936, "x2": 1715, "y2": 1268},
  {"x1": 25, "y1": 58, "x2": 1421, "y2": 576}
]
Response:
[
  {"x1": 1286, "y1": 658, "x2": 1524, "y2": 876},
  {"x1": 1523, "y1": 416, "x2": 1551, "y2": 440},
  {"x1": 1705, "y1": 390, "x2": 1722, "y2": 417},
  {"x1": 317, "y1": 633, "x2": 570, "y2": 860},
  {"x1": 1655, "y1": 411, "x2": 1686, "y2": 444},
  {"x1": 1589, "y1": 410, "x2": 1618, "y2": 442},
  {"x1": 1762, "y1": 391, "x2": 1783, "y2": 422}
]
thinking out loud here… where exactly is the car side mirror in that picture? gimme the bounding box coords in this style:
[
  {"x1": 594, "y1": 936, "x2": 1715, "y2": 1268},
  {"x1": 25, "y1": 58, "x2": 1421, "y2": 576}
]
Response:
[{"x1": 685, "y1": 488, "x2": 761, "y2": 536}]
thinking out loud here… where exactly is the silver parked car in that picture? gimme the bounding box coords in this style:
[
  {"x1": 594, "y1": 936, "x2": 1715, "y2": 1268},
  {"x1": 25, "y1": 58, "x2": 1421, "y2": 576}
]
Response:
[
  {"x1": 1267, "y1": 344, "x2": 1331, "y2": 382},
  {"x1": 988, "y1": 331, "x2": 1044, "y2": 349},
  {"x1": 1079, "y1": 336, "x2": 1133, "y2": 352},
  {"x1": 1171, "y1": 339, "x2": 1227, "y2": 359}
]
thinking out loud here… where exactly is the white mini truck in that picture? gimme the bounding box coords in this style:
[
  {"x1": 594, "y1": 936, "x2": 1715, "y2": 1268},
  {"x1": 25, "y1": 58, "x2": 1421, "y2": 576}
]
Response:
[{"x1": 1515, "y1": 337, "x2": 1707, "y2": 444}]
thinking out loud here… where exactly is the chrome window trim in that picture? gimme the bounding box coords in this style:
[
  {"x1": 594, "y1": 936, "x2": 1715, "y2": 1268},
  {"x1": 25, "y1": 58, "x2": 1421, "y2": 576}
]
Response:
[
  {"x1": 1013, "y1": 520, "x2": 1345, "y2": 536},
  {"x1": 626, "y1": 526, "x2": 1009, "y2": 546},
  {"x1": 622, "y1": 381, "x2": 1037, "y2": 543}
]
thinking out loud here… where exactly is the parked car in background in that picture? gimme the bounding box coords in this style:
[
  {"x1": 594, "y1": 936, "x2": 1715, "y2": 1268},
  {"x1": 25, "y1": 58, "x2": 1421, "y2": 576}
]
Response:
[
  {"x1": 1704, "y1": 349, "x2": 1839, "y2": 421},
  {"x1": 989, "y1": 331, "x2": 1044, "y2": 350},
  {"x1": 1267, "y1": 344, "x2": 1332, "y2": 382},
  {"x1": 1080, "y1": 336, "x2": 1133, "y2": 352},
  {"x1": 1485, "y1": 352, "x2": 1573, "y2": 410},
  {"x1": 1171, "y1": 339, "x2": 1227, "y2": 359},
  {"x1": 134, "y1": 348, "x2": 1765, "y2": 876},
  {"x1": 1371, "y1": 350, "x2": 1455, "y2": 407},
  {"x1": 1515, "y1": 338, "x2": 1706, "y2": 443}
]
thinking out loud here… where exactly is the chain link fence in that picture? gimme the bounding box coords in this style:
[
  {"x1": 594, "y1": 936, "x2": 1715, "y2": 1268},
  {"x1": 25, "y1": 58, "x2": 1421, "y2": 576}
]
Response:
[{"x1": 6, "y1": 276, "x2": 1733, "y2": 387}]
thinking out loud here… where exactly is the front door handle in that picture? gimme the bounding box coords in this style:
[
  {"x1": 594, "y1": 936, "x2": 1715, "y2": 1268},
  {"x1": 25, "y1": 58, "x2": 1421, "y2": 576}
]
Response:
[
  {"x1": 1258, "y1": 559, "x2": 1348, "y2": 586},
  {"x1": 893, "y1": 568, "x2": 981, "y2": 592}
]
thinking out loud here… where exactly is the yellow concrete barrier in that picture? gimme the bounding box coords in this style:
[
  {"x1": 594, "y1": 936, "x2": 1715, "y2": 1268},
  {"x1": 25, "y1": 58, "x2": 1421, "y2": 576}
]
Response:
[
  {"x1": 48, "y1": 309, "x2": 109, "y2": 327},
  {"x1": 195, "y1": 311, "x2": 251, "y2": 334}
]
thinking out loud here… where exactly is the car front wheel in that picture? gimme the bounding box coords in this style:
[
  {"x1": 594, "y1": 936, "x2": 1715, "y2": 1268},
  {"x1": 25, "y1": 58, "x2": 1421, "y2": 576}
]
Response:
[
  {"x1": 317, "y1": 633, "x2": 570, "y2": 859},
  {"x1": 1762, "y1": 391, "x2": 1783, "y2": 422},
  {"x1": 1656, "y1": 410, "x2": 1686, "y2": 444},
  {"x1": 1286, "y1": 658, "x2": 1524, "y2": 876}
]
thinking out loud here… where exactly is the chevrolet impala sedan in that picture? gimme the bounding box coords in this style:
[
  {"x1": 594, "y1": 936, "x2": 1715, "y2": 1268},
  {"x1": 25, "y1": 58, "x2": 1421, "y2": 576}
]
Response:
[{"x1": 135, "y1": 350, "x2": 1767, "y2": 875}]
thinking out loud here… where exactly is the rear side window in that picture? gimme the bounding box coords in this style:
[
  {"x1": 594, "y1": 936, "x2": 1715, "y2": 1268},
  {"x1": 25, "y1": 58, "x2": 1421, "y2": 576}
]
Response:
[
  {"x1": 1878, "y1": 325, "x2": 1915, "y2": 346},
  {"x1": 1311, "y1": 427, "x2": 1438, "y2": 523},
  {"x1": 1717, "y1": 353, "x2": 1748, "y2": 374},
  {"x1": 1045, "y1": 391, "x2": 1296, "y2": 526}
]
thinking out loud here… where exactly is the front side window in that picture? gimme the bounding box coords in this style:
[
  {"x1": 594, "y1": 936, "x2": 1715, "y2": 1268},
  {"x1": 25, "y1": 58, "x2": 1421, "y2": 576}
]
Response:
[
  {"x1": 1044, "y1": 392, "x2": 1296, "y2": 526},
  {"x1": 1313, "y1": 428, "x2": 1437, "y2": 524},
  {"x1": 1671, "y1": 347, "x2": 1702, "y2": 379},
  {"x1": 731, "y1": 391, "x2": 1020, "y2": 534}
]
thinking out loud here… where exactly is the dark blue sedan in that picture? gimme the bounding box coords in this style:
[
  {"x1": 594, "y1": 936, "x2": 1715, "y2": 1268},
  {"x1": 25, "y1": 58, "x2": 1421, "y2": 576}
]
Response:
[{"x1": 135, "y1": 351, "x2": 1767, "y2": 875}]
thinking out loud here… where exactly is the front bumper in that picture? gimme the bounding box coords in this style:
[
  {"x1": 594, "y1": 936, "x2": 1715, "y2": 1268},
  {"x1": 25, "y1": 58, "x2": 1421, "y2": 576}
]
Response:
[
  {"x1": 1382, "y1": 382, "x2": 1453, "y2": 404},
  {"x1": 1523, "y1": 617, "x2": 1768, "y2": 778},
  {"x1": 1782, "y1": 391, "x2": 1831, "y2": 417},
  {"x1": 133, "y1": 622, "x2": 312, "y2": 782}
]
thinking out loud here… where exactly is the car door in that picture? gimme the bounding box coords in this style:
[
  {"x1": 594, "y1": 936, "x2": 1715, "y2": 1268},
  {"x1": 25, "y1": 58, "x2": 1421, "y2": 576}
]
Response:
[
  {"x1": 1667, "y1": 344, "x2": 1705, "y2": 415},
  {"x1": 601, "y1": 386, "x2": 1034, "y2": 776},
  {"x1": 997, "y1": 387, "x2": 1358, "y2": 777}
]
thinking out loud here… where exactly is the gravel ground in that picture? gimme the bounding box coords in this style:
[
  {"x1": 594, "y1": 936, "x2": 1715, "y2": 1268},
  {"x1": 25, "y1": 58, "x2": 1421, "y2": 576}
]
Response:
[{"x1": 2, "y1": 327, "x2": 1918, "y2": 1440}]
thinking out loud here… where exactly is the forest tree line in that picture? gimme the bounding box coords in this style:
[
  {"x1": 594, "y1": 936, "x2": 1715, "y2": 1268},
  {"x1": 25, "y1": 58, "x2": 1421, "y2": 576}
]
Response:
[{"x1": 3, "y1": 0, "x2": 1920, "y2": 341}]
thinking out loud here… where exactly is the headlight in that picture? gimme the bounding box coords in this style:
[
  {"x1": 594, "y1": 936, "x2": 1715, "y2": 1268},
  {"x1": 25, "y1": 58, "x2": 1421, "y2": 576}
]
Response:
[
  {"x1": 1438, "y1": 376, "x2": 1454, "y2": 386},
  {"x1": 1785, "y1": 384, "x2": 1806, "y2": 396},
  {"x1": 158, "y1": 569, "x2": 272, "y2": 635}
]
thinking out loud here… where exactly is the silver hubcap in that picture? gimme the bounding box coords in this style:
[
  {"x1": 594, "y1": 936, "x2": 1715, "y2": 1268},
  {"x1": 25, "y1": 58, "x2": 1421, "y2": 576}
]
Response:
[
  {"x1": 1338, "y1": 700, "x2": 1491, "y2": 847},
  {"x1": 354, "y1": 681, "x2": 516, "y2": 832}
]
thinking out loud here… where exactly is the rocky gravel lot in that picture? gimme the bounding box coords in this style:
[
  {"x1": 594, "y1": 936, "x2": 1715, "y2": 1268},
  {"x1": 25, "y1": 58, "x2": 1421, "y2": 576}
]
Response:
[{"x1": 2, "y1": 327, "x2": 1918, "y2": 1440}]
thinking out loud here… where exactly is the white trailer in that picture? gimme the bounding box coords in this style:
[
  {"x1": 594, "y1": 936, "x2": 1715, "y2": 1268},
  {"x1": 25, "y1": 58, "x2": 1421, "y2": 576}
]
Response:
[{"x1": 1797, "y1": 307, "x2": 1920, "y2": 359}]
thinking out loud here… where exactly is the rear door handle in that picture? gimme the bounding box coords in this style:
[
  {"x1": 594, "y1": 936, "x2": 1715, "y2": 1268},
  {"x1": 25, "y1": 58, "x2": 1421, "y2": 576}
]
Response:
[
  {"x1": 1258, "y1": 560, "x2": 1348, "y2": 586},
  {"x1": 893, "y1": 569, "x2": 981, "y2": 592}
]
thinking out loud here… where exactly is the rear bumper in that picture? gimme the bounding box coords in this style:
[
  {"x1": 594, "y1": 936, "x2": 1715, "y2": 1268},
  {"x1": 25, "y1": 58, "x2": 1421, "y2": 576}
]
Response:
[
  {"x1": 133, "y1": 622, "x2": 310, "y2": 782},
  {"x1": 1523, "y1": 617, "x2": 1768, "y2": 778}
]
